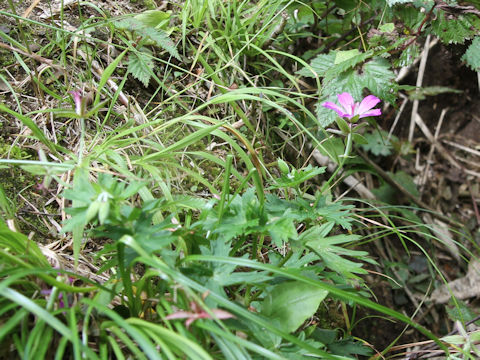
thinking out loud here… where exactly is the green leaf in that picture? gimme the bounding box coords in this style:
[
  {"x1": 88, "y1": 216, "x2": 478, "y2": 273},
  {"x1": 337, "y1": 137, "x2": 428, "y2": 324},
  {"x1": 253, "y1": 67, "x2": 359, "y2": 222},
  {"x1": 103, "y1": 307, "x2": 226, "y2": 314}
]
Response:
[
  {"x1": 300, "y1": 226, "x2": 370, "y2": 277},
  {"x1": 328, "y1": 338, "x2": 373, "y2": 357},
  {"x1": 114, "y1": 17, "x2": 180, "y2": 60},
  {"x1": 379, "y1": 23, "x2": 395, "y2": 32},
  {"x1": 352, "y1": 133, "x2": 368, "y2": 145},
  {"x1": 269, "y1": 164, "x2": 326, "y2": 190},
  {"x1": 431, "y1": 13, "x2": 478, "y2": 44},
  {"x1": 134, "y1": 10, "x2": 171, "y2": 28},
  {"x1": 266, "y1": 215, "x2": 298, "y2": 246},
  {"x1": 137, "y1": 26, "x2": 180, "y2": 60},
  {"x1": 360, "y1": 130, "x2": 394, "y2": 156},
  {"x1": 359, "y1": 57, "x2": 396, "y2": 103},
  {"x1": 334, "y1": 49, "x2": 360, "y2": 64},
  {"x1": 462, "y1": 36, "x2": 480, "y2": 71},
  {"x1": 128, "y1": 50, "x2": 155, "y2": 87},
  {"x1": 296, "y1": 52, "x2": 335, "y2": 78},
  {"x1": 407, "y1": 86, "x2": 462, "y2": 100},
  {"x1": 261, "y1": 281, "x2": 328, "y2": 333},
  {"x1": 94, "y1": 49, "x2": 127, "y2": 106}
]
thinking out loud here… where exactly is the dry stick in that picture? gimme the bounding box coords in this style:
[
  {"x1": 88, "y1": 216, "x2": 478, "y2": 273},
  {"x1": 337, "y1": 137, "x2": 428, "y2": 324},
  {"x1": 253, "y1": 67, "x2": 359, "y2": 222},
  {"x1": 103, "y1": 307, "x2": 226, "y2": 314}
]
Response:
[
  {"x1": 356, "y1": 148, "x2": 461, "y2": 228},
  {"x1": 420, "y1": 108, "x2": 448, "y2": 194},
  {"x1": 408, "y1": 35, "x2": 431, "y2": 143},
  {"x1": 415, "y1": 113, "x2": 480, "y2": 178},
  {"x1": 22, "y1": 0, "x2": 42, "y2": 18},
  {"x1": 388, "y1": 93, "x2": 408, "y2": 141},
  {"x1": 0, "y1": 41, "x2": 64, "y2": 71},
  {"x1": 442, "y1": 140, "x2": 480, "y2": 158}
]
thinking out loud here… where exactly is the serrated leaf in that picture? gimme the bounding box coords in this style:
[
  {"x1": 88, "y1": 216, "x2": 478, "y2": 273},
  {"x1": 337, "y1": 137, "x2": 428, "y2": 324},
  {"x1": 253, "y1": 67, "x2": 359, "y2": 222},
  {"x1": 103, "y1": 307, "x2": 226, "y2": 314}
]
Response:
[
  {"x1": 137, "y1": 26, "x2": 180, "y2": 60},
  {"x1": 301, "y1": 226, "x2": 369, "y2": 276},
  {"x1": 128, "y1": 51, "x2": 154, "y2": 87},
  {"x1": 296, "y1": 52, "x2": 335, "y2": 78},
  {"x1": 113, "y1": 17, "x2": 180, "y2": 60},
  {"x1": 361, "y1": 130, "x2": 394, "y2": 156},
  {"x1": 431, "y1": 13, "x2": 477, "y2": 44},
  {"x1": 324, "y1": 50, "x2": 373, "y2": 82},
  {"x1": 334, "y1": 49, "x2": 360, "y2": 64},
  {"x1": 359, "y1": 57, "x2": 396, "y2": 103},
  {"x1": 261, "y1": 281, "x2": 328, "y2": 333},
  {"x1": 462, "y1": 36, "x2": 480, "y2": 70}
]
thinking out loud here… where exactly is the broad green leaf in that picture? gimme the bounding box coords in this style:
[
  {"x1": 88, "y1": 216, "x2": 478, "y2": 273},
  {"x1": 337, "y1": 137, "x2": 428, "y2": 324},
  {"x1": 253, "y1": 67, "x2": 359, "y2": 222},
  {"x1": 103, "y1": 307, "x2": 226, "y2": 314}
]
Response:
[
  {"x1": 134, "y1": 10, "x2": 171, "y2": 28},
  {"x1": 360, "y1": 130, "x2": 394, "y2": 156},
  {"x1": 261, "y1": 281, "x2": 328, "y2": 333},
  {"x1": 334, "y1": 49, "x2": 360, "y2": 64},
  {"x1": 462, "y1": 36, "x2": 480, "y2": 70},
  {"x1": 266, "y1": 215, "x2": 298, "y2": 246},
  {"x1": 379, "y1": 23, "x2": 395, "y2": 32},
  {"x1": 296, "y1": 52, "x2": 335, "y2": 78}
]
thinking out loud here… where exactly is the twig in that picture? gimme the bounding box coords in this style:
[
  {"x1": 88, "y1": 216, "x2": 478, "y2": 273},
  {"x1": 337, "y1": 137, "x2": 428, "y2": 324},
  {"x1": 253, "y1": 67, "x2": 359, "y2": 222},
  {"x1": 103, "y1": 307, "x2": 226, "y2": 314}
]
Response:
[
  {"x1": 388, "y1": 93, "x2": 408, "y2": 141},
  {"x1": 419, "y1": 108, "x2": 447, "y2": 194},
  {"x1": 22, "y1": 0, "x2": 42, "y2": 18},
  {"x1": 408, "y1": 35, "x2": 431, "y2": 142},
  {"x1": 0, "y1": 41, "x2": 64, "y2": 70},
  {"x1": 356, "y1": 148, "x2": 461, "y2": 228}
]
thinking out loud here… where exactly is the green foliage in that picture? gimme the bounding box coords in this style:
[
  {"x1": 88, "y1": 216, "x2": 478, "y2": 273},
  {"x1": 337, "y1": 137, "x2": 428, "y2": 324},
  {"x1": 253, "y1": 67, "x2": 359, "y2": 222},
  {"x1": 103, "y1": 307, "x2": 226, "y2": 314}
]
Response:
[
  {"x1": 261, "y1": 281, "x2": 328, "y2": 333},
  {"x1": 462, "y1": 36, "x2": 480, "y2": 71},
  {"x1": 297, "y1": 54, "x2": 396, "y2": 127},
  {"x1": 431, "y1": 13, "x2": 479, "y2": 44},
  {"x1": 2, "y1": 0, "x2": 478, "y2": 357},
  {"x1": 114, "y1": 15, "x2": 180, "y2": 60},
  {"x1": 128, "y1": 49, "x2": 155, "y2": 87},
  {"x1": 361, "y1": 130, "x2": 395, "y2": 156},
  {"x1": 112, "y1": 11, "x2": 180, "y2": 87}
]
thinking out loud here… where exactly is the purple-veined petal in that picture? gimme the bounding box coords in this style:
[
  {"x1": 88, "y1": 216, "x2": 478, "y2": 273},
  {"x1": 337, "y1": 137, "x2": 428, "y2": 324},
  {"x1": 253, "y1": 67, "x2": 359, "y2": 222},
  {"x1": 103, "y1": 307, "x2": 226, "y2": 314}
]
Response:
[
  {"x1": 357, "y1": 95, "x2": 380, "y2": 115},
  {"x1": 337, "y1": 92, "x2": 355, "y2": 115},
  {"x1": 358, "y1": 108, "x2": 382, "y2": 118},
  {"x1": 322, "y1": 102, "x2": 349, "y2": 117}
]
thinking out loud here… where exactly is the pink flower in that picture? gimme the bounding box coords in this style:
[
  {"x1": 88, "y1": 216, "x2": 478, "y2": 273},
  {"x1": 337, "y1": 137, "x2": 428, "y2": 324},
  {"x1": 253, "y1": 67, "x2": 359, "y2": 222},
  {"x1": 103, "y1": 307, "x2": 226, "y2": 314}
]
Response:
[
  {"x1": 165, "y1": 301, "x2": 235, "y2": 329},
  {"x1": 322, "y1": 92, "x2": 381, "y2": 119},
  {"x1": 69, "y1": 90, "x2": 83, "y2": 116}
]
